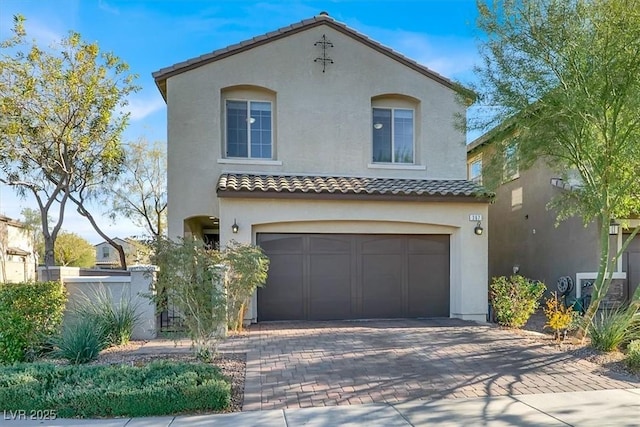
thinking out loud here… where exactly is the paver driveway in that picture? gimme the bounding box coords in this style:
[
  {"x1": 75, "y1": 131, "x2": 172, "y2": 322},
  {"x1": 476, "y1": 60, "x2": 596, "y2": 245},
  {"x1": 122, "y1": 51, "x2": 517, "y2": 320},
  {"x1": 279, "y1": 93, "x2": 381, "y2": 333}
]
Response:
[{"x1": 241, "y1": 319, "x2": 639, "y2": 410}]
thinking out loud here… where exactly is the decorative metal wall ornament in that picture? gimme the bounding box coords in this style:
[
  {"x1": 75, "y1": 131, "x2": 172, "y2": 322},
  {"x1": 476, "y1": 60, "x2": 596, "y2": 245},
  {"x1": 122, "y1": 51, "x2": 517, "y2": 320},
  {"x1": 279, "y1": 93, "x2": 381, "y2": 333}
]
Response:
[{"x1": 314, "y1": 34, "x2": 334, "y2": 72}]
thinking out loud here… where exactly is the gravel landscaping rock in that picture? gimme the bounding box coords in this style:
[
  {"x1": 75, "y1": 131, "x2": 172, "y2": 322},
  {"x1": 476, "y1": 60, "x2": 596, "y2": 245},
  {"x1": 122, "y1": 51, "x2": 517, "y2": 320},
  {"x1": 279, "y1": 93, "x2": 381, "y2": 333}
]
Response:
[{"x1": 518, "y1": 309, "x2": 640, "y2": 382}]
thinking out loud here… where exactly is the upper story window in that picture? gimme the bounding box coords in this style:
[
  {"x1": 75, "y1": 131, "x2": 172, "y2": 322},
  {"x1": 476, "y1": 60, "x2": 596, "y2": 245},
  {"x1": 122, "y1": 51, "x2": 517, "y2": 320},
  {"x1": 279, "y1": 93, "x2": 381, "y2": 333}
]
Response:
[
  {"x1": 468, "y1": 154, "x2": 482, "y2": 183},
  {"x1": 372, "y1": 107, "x2": 414, "y2": 164},
  {"x1": 226, "y1": 100, "x2": 272, "y2": 159},
  {"x1": 504, "y1": 143, "x2": 519, "y2": 181},
  {"x1": 102, "y1": 246, "x2": 109, "y2": 258},
  {"x1": 221, "y1": 85, "x2": 277, "y2": 162}
]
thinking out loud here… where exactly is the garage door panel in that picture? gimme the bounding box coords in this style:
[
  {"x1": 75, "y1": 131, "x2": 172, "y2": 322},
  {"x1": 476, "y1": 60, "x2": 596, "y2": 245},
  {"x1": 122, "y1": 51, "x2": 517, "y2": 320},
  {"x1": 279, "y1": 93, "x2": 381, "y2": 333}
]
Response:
[
  {"x1": 361, "y1": 254, "x2": 403, "y2": 318},
  {"x1": 258, "y1": 253, "x2": 304, "y2": 321},
  {"x1": 629, "y1": 253, "x2": 640, "y2": 299},
  {"x1": 259, "y1": 235, "x2": 303, "y2": 252},
  {"x1": 257, "y1": 233, "x2": 450, "y2": 321},
  {"x1": 625, "y1": 235, "x2": 640, "y2": 301},
  {"x1": 408, "y1": 235, "x2": 450, "y2": 254},
  {"x1": 309, "y1": 235, "x2": 351, "y2": 253},
  {"x1": 309, "y1": 254, "x2": 352, "y2": 319},
  {"x1": 361, "y1": 236, "x2": 404, "y2": 253},
  {"x1": 408, "y1": 253, "x2": 450, "y2": 317}
]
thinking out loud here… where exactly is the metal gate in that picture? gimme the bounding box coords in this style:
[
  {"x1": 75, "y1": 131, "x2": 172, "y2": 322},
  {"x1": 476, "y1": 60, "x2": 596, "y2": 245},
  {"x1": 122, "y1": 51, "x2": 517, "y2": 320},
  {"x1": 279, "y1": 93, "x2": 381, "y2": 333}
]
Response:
[{"x1": 157, "y1": 293, "x2": 185, "y2": 332}]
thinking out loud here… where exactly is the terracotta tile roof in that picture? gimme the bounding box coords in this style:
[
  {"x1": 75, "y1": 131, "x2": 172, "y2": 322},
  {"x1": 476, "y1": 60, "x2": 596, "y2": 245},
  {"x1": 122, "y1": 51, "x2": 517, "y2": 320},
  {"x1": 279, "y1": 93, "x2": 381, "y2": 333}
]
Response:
[
  {"x1": 152, "y1": 13, "x2": 473, "y2": 101},
  {"x1": 217, "y1": 173, "x2": 492, "y2": 201}
]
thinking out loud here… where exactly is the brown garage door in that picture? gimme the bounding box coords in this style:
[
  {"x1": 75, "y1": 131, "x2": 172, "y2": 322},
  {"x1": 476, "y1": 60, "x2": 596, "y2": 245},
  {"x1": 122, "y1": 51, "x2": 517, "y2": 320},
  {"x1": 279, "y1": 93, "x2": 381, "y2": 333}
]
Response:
[
  {"x1": 257, "y1": 233, "x2": 450, "y2": 321},
  {"x1": 624, "y1": 234, "x2": 640, "y2": 300}
]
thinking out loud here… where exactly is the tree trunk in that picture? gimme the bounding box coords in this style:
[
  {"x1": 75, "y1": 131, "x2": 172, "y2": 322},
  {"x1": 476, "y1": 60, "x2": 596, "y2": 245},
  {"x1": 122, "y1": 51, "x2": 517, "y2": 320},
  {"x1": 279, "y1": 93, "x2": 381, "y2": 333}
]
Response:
[
  {"x1": 578, "y1": 219, "x2": 640, "y2": 341},
  {"x1": 69, "y1": 195, "x2": 127, "y2": 269},
  {"x1": 83, "y1": 210, "x2": 127, "y2": 269},
  {"x1": 41, "y1": 236, "x2": 55, "y2": 282},
  {"x1": 578, "y1": 216, "x2": 612, "y2": 341}
]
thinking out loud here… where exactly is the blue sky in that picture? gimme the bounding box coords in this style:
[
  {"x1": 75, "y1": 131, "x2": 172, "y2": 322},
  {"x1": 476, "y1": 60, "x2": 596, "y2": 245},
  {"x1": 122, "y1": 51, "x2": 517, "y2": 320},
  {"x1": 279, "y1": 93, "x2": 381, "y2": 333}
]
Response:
[{"x1": 0, "y1": 0, "x2": 481, "y2": 243}]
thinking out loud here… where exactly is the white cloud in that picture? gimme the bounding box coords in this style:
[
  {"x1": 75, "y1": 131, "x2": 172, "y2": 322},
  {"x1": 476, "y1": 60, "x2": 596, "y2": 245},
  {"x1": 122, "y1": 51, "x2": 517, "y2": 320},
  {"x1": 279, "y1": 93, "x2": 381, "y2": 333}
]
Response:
[
  {"x1": 125, "y1": 94, "x2": 166, "y2": 121},
  {"x1": 345, "y1": 21, "x2": 479, "y2": 82},
  {"x1": 24, "y1": 20, "x2": 65, "y2": 47},
  {"x1": 98, "y1": 0, "x2": 120, "y2": 15}
]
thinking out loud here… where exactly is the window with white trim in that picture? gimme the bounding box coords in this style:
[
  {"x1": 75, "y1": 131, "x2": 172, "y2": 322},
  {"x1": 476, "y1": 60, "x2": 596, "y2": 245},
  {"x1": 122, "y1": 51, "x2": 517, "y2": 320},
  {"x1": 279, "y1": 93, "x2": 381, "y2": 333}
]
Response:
[
  {"x1": 226, "y1": 100, "x2": 272, "y2": 159},
  {"x1": 468, "y1": 155, "x2": 482, "y2": 183},
  {"x1": 372, "y1": 107, "x2": 414, "y2": 164}
]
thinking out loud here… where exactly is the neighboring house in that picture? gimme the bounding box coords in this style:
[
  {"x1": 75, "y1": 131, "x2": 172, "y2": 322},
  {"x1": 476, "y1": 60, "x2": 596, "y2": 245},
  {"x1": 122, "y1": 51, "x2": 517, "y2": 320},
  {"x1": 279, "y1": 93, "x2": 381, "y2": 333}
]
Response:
[
  {"x1": 467, "y1": 132, "x2": 640, "y2": 306},
  {"x1": 94, "y1": 238, "x2": 148, "y2": 269},
  {"x1": 0, "y1": 215, "x2": 35, "y2": 283},
  {"x1": 153, "y1": 13, "x2": 492, "y2": 322}
]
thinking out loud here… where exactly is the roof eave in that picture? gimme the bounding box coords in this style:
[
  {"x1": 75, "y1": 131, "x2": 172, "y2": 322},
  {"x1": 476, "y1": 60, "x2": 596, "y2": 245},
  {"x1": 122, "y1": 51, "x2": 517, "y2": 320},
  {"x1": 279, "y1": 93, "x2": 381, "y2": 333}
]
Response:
[{"x1": 216, "y1": 189, "x2": 493, "y2": 203}]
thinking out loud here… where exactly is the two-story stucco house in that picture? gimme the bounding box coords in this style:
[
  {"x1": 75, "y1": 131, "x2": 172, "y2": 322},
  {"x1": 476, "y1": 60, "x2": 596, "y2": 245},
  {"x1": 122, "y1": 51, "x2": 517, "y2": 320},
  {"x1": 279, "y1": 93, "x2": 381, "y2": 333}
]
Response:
[
  {"x1": 0, "y1": 214, "x2": 35, "y2": 283},
  {"x1": 467, "y1": 132, "x2": 640, "y2": 307},
  {"x1": 153, "y1": 13, "x2": 492, "y2": 323},
  {"x1": 94, "y1": 237, "x2": 148, "y2": 269}
]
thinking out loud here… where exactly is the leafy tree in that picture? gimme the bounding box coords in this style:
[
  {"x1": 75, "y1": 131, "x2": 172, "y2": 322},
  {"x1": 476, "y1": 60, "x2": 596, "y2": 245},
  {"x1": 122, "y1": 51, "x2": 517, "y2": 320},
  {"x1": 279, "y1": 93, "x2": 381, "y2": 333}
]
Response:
[
  {"x1": 20, "y1": 208, "x2": 44, "y2": 268},
  {"x1": 472, "y1": 0, "x2": 640, "y2": 335},
  {"x1": 0, "y1": 15, "x2": 138, "y2": 271},
  {"x1": 106, "y1": 138, "x2": 167, "y2": 239},
  {"x1": 54, "y1": 231, "x2": 95, "y2": 267}
]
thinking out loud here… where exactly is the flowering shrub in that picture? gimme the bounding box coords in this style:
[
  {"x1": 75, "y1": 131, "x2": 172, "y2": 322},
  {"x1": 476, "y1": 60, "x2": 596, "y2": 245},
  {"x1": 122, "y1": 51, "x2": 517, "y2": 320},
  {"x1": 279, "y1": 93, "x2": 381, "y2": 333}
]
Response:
[{"x1": 544, "y1": 292, "x2": 580, "y2": 341}]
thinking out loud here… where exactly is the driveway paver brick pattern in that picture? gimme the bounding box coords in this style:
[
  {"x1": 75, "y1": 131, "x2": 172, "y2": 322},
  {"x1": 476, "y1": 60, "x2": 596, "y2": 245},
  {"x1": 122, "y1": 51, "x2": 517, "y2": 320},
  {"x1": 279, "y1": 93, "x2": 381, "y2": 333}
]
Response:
[{"x1": 241, "y1": 319, "x2": 639, "y2": 410}]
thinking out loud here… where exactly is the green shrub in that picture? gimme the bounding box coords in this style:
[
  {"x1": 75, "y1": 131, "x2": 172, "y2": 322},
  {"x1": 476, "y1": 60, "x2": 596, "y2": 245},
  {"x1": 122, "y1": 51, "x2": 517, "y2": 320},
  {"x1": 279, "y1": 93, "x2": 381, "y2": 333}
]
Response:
[
  {"x1": 588, "y1": 305, "x2": 639, "y2": 352},
  {"x1": 71, "y1": 286, "x2": 140, "y2": 346},
  {"x1": 0, "y1": 281, "x2": 66, "y2": 364},
  {"x1": 51, "y1": 318, "x2": 107, "y2": 364},
  {"x1": 626, "y1": 340, "x2": 640, "y2": 371},
  {"x1": 0, "y1": 361, "x2": 230, "y2": 417},
  {"x1": 152, "y1": 237, "x2": 227, "y2": 359},
  {"x1": 490, "y1": 275, "x2": 546, "y2": 328},
  {"x1": 224, "y1": 241, "x2": 269, "y2": 332}
]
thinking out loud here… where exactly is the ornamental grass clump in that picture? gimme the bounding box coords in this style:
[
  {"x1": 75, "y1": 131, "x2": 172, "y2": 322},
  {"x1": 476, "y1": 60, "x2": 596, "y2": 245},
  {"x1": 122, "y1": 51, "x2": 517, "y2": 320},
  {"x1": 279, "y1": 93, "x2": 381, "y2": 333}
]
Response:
[
  {"x1": 72, "y1": 286, "x2": 141, "y2": 347},
  {"x1": 50, "y1": 318, "x2": 107, "y2": 364},
  {"x1": 490, "y1": 275, "x2": 546, "y2": 328},
  {"x1": 588, "y1": 304, "x2": 639, "y2": 352}
]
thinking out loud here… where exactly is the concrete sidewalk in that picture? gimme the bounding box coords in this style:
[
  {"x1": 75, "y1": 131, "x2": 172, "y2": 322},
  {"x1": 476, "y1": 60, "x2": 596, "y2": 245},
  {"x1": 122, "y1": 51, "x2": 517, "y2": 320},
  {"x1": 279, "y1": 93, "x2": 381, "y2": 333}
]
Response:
[{"x1": 2, "y1": 388, "x2": 639, "y2": 426}]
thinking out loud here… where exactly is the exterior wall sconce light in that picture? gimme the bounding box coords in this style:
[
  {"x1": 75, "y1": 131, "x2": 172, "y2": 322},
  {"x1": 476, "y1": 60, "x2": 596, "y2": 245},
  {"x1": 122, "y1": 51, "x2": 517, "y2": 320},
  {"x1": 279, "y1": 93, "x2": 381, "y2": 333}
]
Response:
[
  {"x1": 474, "y1": 221, "x2": 484, "y2": 236},
  {"x1": 609, "y1": 219, "x2": 620, "y2": 235},
  {"x1": 231, "y1": 219, "x2": 239, "y2": 234}
]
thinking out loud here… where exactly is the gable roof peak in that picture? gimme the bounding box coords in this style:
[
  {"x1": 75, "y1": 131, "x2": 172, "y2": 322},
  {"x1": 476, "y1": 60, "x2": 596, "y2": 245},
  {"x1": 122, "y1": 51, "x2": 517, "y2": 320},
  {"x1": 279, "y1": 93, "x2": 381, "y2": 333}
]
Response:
[{"x1": 152, "y1": 14, "x2": 472, "y2": 101}]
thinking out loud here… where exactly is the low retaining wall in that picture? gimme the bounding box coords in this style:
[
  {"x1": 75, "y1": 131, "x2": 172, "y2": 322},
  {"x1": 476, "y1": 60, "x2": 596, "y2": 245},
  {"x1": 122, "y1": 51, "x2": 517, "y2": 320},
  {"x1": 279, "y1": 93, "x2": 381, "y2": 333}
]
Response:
[{"x1": 38, "y1": 266, "x2": 158, "y2": 340}]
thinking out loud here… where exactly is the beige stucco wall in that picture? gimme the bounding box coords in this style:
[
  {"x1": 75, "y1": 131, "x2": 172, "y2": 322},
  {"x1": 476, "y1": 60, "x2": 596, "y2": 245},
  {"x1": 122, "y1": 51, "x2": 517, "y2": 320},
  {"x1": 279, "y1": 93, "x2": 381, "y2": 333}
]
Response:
[
  {"x1": 478, "y1": 154, "x2": 600, "y2": 291},
  {"x1": 61, "y1": 267, "x2": 157, "y2": 340},
  {"x1": 166, "y1": 23, "x2": 467, "y2": 238},
  {"x1": 219, "y1": 197, "x2": 489, "y2": 322},
  {"x1": 1, "y1": 221, "x2": 35, "y2": 283}
]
